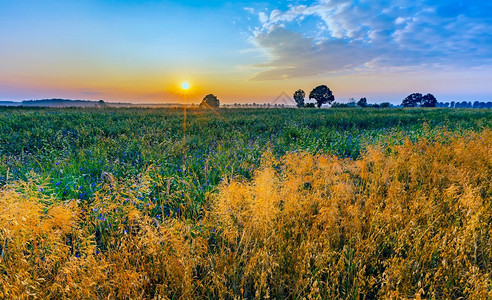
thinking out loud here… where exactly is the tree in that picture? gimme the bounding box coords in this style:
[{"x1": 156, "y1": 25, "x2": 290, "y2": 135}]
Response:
[
  {"x1": 97, "y1": 100, "x2": 107, "y2": 108},
  {"x1": 293, "y1": 89, "x2": 305, "y2": 108},
  {"x1": 357, "y1": 97, "x2": 367, "y2": 107},
  {"x1": 380, "y1": 102, "x2": 391, "y2": 108},
  {"x1": 402, "y1": 93, "x2": 422, "y2": 107},
  {"x1": 421, "y1": 93, "x2": 437, "y2": 107},
  {"x1": 309, "y1": 85, "x2": 335, "y2": 108},
  {"x1": 200, "y1": 94, "x2": 220, "y2": 108}
]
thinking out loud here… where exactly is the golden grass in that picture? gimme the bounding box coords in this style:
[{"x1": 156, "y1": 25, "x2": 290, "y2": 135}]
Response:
[{"x1": 1, "y1": 130, "x2": 491, "y2": 299}]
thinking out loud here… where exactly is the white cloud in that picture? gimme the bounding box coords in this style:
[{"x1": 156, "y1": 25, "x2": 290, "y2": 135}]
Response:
[
  {"x1": 251, "y1": 26, "x2": 378, "y2": 80},
  {"x1": 395, "y1": 17, "x2": 406, "y2": 24},
  {"x1": 247, "y1": 0, "x2": 492, "y2": 80},
  {"x1": 258, "y1": 12, "x2": 268, "y2": 24},
  {"x1": 244, "y1": 7, "x2": 255, "y2": 14}
]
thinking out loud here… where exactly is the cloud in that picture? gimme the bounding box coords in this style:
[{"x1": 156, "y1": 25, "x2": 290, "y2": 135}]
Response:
[
  {"x1": 258, "y1": 12, "x2": 268, "y2": 23},
  {"x1": 251, "y1": 26, "x2": 377, "y2": 80},
  {"x1": 244, "y1": 7, "x2": 255, "y2": 14},
  {"x1": 395, "y1": 17, "x2": 406, "y2": 25},
  {"x1": 247, "y1": 0, "x2": 492, "y2": 80}
]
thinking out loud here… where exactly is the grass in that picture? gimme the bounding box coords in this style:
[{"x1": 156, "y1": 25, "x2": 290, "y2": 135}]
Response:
[{"x1": 0, "y1": 107, "x2": 491, "y2": 298}]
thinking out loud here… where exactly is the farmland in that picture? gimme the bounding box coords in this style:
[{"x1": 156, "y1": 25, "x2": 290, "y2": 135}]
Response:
[{"x1": 1, "y1": 107, "x2": 491, "y2": 299}]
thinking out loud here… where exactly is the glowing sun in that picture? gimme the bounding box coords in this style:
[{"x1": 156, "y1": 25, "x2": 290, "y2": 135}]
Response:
[{"x1": 181, "y1": 82, "x2": 190, "y2": 90}]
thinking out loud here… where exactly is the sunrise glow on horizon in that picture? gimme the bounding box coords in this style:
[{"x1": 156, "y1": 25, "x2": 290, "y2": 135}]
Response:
[{"x1": 1, "y1": 0, "x2": 492, "y2": 104}]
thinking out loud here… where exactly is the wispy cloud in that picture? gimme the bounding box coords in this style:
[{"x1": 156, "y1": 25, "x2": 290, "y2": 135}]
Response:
[
  {"x1": 251, "y1": 26, "x2": 377, "y2": 80},
  {"x1": 247, "y1": 0, "x2": 492, "y2": 80}
]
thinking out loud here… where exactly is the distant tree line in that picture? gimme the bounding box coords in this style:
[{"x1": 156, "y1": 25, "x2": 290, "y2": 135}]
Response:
[
  {"x1": 399, "y1": 93, "x2": 492, "y2": 108},
  {"x1": 293, "y1": 87, "x2": 435, "y2": 108},
  {"x1": 436, "y1": 101, "x2": 492, "y2": 108},
  {"x1": 329, "y1": 99, "x2": 393, "y2": 108},
  {"x1": 292, "y1": 86, "x2": 400, "y2": 108},
  {"x1": 230, "y1": 103, "x2": 287, "y2": 107},
  {"x1": 199, "y1": 89, "x2": 491, "y2": 109},
  {"x1": 292, "y1": 89, "x2": 492, "y2": 109}
]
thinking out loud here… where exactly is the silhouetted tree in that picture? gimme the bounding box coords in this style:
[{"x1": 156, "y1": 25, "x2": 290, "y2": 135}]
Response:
[
  {"x1": 380, "y1": 102, "x2": 391, "y2": 108},
  {"x1": 293, "y1": 89, "x2": 305, "y2": 108},
  {"x1": 402, "y1": 93, "x2": 422, "y2": 107},
  {"x1": 421, "y1": 93, "x2": 437, "y2": 107},
  {"x1": 357, "y1": 97, "x2": 367, "y2": 107},
  {"x1": 97, "y1": 100, "x2": 107, "y2": 108},
  {"x1": 200, "y1": 94, "x2": 220, "y2": 108},
  {"x1": 309, "y1": 85, "x2": 335, "y2": 108}
]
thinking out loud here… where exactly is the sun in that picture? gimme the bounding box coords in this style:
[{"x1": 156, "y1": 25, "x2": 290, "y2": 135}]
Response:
[{"x1": 181, "y1": 82, "x2": 190, "y2": 90}]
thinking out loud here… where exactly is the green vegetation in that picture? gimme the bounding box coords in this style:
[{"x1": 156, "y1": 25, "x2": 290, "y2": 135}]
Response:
[
  {"x1": 0, "y1": 107, "x2": 491, "y2": 298},
  {"x1": 1, "y1": 107, "x2": 489, "y2": 211}
]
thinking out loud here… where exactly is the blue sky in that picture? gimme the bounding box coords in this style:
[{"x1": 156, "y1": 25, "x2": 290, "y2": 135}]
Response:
[{"x1": 1, "y1": 0, "x2": 491, "y2": 103}]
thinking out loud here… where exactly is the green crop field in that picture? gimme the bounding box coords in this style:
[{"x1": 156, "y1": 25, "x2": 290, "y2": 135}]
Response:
[{"x1": 1, "y1": 107, "x2": 491, "y2": 299}]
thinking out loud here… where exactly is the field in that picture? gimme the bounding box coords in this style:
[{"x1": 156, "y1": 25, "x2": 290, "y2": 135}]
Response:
[{"x1": 0, "y1": 107, "x2": 491, "y2": 299}]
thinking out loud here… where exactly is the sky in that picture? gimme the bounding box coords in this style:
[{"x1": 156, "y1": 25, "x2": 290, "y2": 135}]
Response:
[{"x1": 1, "y1": 0, "x2": 491, "y2": 104}]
